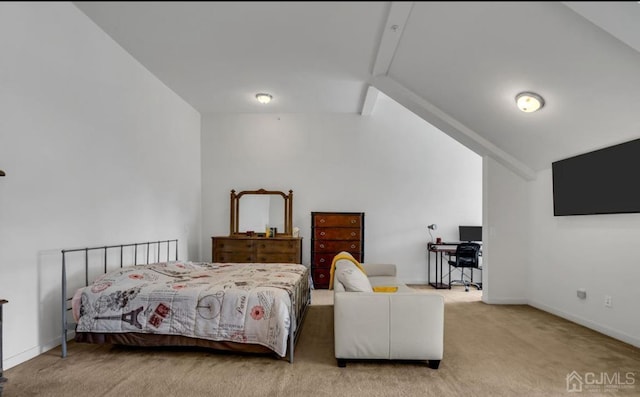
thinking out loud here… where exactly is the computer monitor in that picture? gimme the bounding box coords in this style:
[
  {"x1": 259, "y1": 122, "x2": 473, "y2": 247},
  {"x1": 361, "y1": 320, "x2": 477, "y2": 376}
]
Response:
[{"x1": 459, "y1": 226, "x2": 482, "y2": 242}]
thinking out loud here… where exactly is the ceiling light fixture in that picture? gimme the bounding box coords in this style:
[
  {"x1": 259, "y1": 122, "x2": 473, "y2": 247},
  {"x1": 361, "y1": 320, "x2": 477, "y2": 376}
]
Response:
[
  {"x1": 515, "y1": 92, "x2": 545, "y2": 113},
  {"x1": 256, "y1": 93, "x2": 273, "y2": 104}
]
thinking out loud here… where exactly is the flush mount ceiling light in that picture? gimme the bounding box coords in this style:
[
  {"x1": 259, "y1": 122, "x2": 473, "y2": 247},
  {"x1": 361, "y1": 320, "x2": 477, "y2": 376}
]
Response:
[
  {"x1": 515, "y1": 92, "x2": 545, "y2": 113},
  {"x1": 255, "y1": 93, "x2": 273, "y2": 104}
]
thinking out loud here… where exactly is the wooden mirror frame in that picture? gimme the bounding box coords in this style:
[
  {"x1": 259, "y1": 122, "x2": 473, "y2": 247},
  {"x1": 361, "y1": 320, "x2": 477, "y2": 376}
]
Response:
[{"x1": 230, "y1": 189, "x2": 293, "y2": 236}]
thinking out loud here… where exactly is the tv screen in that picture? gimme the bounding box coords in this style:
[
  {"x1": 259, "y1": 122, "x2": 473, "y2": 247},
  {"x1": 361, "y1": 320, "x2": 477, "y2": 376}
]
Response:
[
  {"x1": 552, "y1": 138, "x2": 640, "y2": 216},
  {"x1": 459, "y1": 226, "x2": 482, "y2": 242}
]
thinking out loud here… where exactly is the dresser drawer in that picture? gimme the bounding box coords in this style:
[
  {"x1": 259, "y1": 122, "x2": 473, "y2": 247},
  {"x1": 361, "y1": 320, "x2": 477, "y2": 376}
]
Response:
[
  {"x1": 212, "y1": 236, "x2": 302, "y2": 264},
  {"x1": 314, "y1": 228, "x2": 361, "y2": 240},
  {"x1": 255, "y1": 253, "x2": 300, "y2": 263},
  {"x1": 213, "y1": 238, "x2": 254, "y2": 253},
  {"x1": 314, "y1": 240, "x2": 361, "y2": 253},
  {"x1": 214, "y1": 252, "x2": 255, "y2": 263},
  {"x1": 312, "y1": 213, "x2": 362, "y2": 227},
  {"x1": 256, "y1": 239, "x2": 299, "y2": 253}
]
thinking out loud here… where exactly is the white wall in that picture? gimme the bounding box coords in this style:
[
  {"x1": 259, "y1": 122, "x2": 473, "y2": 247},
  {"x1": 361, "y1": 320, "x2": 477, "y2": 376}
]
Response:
[
  {"x1": 482, "y1": 157, "x2": 529, "y2": 304},
  {"x1": 528, "y1": 169, "x2": 640, "y2": 347},
  {"x1": 483, "y1": 158, "x2": 640, "y2": 347},
  {"x1": 0, "y1": 3, "x2": 202, "y2": 369},
  {"x1": 201, "y1": 93, "x2": 482, "y2": 284}
]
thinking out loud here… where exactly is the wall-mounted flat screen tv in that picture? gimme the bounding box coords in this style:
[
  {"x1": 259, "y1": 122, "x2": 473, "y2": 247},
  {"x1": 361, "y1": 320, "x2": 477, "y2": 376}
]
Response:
[{"x1": 552, "y1": 138, "x2": 640, "y2": 216}]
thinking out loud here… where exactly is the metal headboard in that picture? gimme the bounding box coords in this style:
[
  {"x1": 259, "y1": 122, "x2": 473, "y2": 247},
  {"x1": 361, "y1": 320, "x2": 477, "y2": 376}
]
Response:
[{"x1": 60, "y1": 239, "x2": 178, "y2": 358}]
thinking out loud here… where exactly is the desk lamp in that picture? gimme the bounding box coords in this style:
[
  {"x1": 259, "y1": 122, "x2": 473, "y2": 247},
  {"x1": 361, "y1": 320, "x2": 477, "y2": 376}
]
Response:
[{"x1": 427, "y1": 224, "x2": 437, "y2": 242}]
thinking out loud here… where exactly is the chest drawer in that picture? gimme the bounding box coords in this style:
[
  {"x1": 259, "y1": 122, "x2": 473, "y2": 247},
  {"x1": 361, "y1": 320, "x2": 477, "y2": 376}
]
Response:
[
  {"x1": 314, "y1": 228, "x2": 361, "y2": 240},
  {"x1": 311, "y1": 253, "x2": 335, "y2": 268},
  {"x1": 312, "y1": 252, "x2": 363, "y2": 268},
  {"x1": 313, "y1": 240, "x2": 361, "y2": 253},
  {"x1": 312, "y1": 268, "x2": 331, "y2": 288},
  {"x1": 312, "y1": 213, "x2": 362, "y2": 227}
]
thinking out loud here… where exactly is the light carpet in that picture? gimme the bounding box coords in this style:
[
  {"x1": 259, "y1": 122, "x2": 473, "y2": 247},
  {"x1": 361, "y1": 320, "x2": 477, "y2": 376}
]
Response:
[{"x1": 4, "y1": 287, "x2": 639, "y2": 396}]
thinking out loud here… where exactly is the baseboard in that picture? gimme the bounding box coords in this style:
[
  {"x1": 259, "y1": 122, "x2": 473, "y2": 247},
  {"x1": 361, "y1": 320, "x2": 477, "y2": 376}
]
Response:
[
  {"x1": 528, "y1": 300, "x2": 640, "y2": 348},
  {"x1": 482, "y1": 296, "x2": 528, "y2": 305},
  {"x1": 4, "y1": 335, "x2": 63, "y2": 370}
]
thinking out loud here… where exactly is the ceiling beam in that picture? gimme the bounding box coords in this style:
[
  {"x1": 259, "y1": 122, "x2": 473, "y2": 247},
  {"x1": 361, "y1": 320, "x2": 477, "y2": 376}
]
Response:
[
  {"x1": 360, "y1": 85, "x2": 379, "y2": 115},
  {"x1": 373, "y1": 75, "x2": 536, "y2": 181},
  {"x1": 372, "y1": 2, "x2": 414, "y2": 76},
  {"x1": 360, "y1": 1, "x2": 414, "y2": 115},
  {"x1": 364, "y1": 1, "x2": 535, "y2": 181}
]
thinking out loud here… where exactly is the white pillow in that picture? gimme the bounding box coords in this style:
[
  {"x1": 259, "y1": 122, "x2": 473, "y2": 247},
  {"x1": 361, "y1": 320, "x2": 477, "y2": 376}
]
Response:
[{"x1": 335, "y1": 259, "x2": 372, "y2": 292}]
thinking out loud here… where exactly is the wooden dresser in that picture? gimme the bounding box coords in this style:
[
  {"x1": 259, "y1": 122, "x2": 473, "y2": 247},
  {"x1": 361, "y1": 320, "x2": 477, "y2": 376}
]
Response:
[
  {"x1": 311, "y1": 212, "x2": 364, "y2": 289},
  {"x1": 211, "y1": 236, "x2": 302, "y2": 264}
]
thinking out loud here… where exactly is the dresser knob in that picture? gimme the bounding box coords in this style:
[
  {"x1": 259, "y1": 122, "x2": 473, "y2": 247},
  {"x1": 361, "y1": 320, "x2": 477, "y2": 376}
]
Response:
[
  {"x1": 320, "y1": 244, "x2": 325, "y2": 249},
  {"x1": 351, "y1": 219, "x2": 356, "y2": 224},
  {"x1": 320, "y1": 219, "x2": 326, "y2": 223},
  {"x1": 319, "y1": 258, "x2": 325, "y2": 263},
  {"x1": 319, "y1": 274, "x2": 325, "y2": 278},
  {"x1": 351, "y1": 244, "x2": 356, "y2": 249},
  {"x1": 320, "y1": 231, "x2": 326, "y2": 236},
  {"x1": 350, "y1": 232, "x2": 356, "y2": 236}
]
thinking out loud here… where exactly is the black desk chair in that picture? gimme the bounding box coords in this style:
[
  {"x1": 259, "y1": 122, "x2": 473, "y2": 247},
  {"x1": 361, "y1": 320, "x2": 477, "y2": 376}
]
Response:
[{"x1": 448, "y1": 243, "x2": 482, "y2": 292}]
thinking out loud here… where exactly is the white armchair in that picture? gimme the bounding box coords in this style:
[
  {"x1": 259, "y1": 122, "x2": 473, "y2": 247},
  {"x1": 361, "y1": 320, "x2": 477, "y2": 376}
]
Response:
[{"x1": 333, "y1": 263, "x2": 444, "y2": 369}]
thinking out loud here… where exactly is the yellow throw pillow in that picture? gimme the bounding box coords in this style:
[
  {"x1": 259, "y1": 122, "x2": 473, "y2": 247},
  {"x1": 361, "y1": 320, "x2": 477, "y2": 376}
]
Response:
[{"x1": 373, "y1": 286, "x2": 398, "y2": 293}]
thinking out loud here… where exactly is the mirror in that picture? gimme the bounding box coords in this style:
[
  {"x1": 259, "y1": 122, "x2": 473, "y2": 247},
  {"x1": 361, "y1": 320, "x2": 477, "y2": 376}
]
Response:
[
  {"x1": 238, "y1": 195, "x2": 284, "y2": 232},
  {"x1": 230, "y1": 189, "x2": 293, "y2": 236}
]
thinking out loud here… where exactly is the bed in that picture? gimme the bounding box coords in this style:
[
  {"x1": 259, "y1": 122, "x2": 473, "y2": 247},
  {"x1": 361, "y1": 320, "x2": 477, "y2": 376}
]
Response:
[{"x1": 61, "y1": 239, "x2": 311, "y2": 363}]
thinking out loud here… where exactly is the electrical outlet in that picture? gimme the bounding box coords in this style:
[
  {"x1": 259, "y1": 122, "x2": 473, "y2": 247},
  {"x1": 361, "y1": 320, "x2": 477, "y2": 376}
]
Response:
[
  {"x1": 604, "y1": 295, "x2": 612, "y2": 308},
  {"x1": 577, "y1": 289, "x2": 587, "y2": 299}
]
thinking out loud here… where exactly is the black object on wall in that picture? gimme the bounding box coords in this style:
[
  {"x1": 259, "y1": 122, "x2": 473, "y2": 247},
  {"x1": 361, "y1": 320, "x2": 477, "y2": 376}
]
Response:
[
  {"x1": 459, "y1": 226, "x2": 482, "y2": 242},
  {"x1": 552, "y1": 138, "x2": 640, "y2": 216}
]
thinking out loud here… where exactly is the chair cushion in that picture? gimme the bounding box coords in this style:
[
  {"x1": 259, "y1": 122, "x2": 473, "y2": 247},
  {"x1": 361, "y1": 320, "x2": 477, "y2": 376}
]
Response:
[
  {"x1": 335, "y1": 260, "x2": 373, "y2": 292},
  {"x1": 368, "y1": 275, "x2": 413, "y2": 292}
]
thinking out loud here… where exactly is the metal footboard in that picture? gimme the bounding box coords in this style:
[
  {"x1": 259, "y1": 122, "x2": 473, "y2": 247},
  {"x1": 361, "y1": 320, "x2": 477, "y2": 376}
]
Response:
[
  {"x1": 61, "y1": 239, "x2": 178, "y2": 358},
  {"x1": 288, "y1": 266, "x2": 312, "y2": 363}
]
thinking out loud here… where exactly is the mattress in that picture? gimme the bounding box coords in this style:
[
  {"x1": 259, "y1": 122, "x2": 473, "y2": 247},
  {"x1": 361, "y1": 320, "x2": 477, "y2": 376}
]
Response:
[{"x1": 72, "y1": 261, "x2": 309, "y2": 357}]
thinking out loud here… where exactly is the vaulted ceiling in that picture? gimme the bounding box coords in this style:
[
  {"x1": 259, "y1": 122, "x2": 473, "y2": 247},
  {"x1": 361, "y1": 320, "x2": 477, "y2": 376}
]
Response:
[{"x1": 75, "y1": 1, "x2": 640, "y2": 177}]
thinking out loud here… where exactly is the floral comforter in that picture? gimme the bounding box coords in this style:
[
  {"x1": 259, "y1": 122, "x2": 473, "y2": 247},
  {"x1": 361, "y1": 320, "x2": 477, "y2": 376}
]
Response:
[{"x1": 73, "y1": 261, "x2": 308, "y2": 356}]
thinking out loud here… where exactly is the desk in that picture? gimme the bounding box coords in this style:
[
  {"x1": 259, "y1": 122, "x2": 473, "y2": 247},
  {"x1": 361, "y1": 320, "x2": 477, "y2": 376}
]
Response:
[
  {"x1": 428, "y1": 242, "x2": 483, "y2": 290},
  {"x1": 427, "y1": 243, "x2": 457, "y2": 289},
  {"x1": 0, "y1": 299, "x2": 7, "y2": 397}
]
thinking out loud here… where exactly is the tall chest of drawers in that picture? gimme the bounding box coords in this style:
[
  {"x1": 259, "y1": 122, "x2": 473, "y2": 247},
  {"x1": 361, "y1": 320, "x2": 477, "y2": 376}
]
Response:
[{"x1": 311, "y1": 212, "x2": 364, "y2": 289}]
